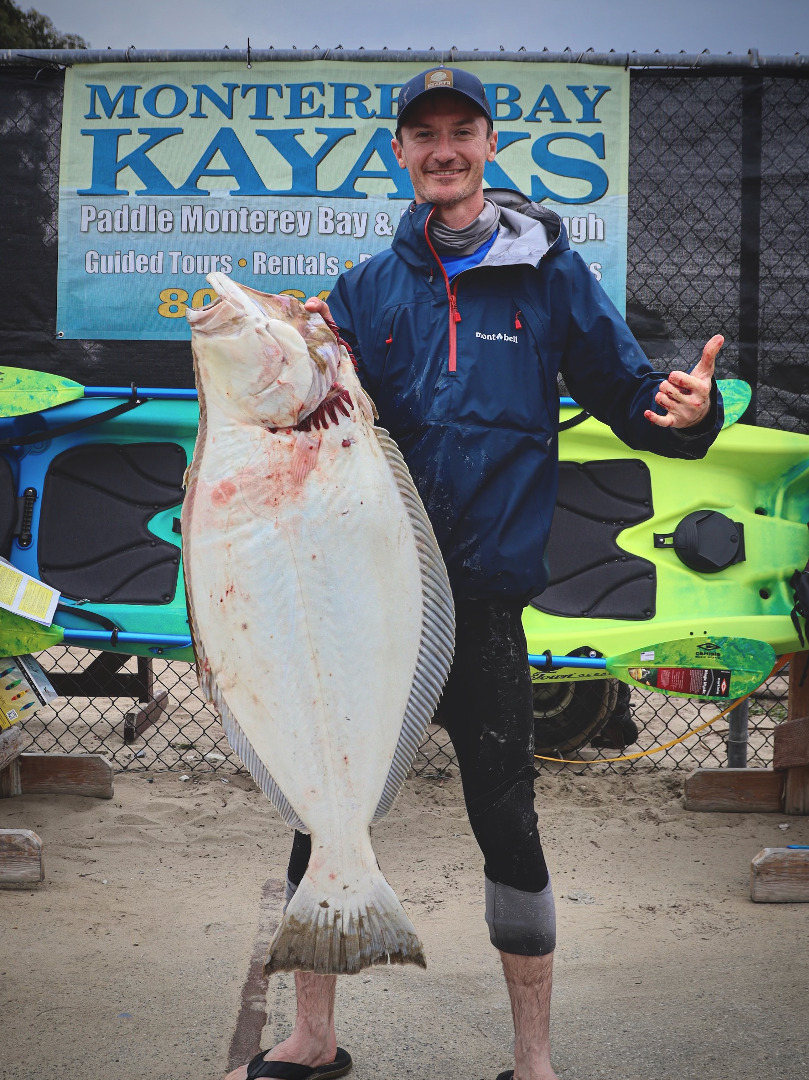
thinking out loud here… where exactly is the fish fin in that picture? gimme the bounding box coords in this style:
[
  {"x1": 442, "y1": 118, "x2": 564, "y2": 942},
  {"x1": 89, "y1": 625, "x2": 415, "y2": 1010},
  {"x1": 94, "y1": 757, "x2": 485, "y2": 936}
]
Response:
[
  {"x1": 358, "y1": 386, "x2": 377, "y2": 422},
  {"x1": 265, "y1": 866, "x2": 425, "y2": 975},
  {"x1": 291, "y1": 430, "x2": 322, "y2": 483},
  {"x1": 184, "y1": 630, "x2": 307, "y2": 832},
  {"x1": 370, "y1": 429, "x2": 455, "y2": 824}
]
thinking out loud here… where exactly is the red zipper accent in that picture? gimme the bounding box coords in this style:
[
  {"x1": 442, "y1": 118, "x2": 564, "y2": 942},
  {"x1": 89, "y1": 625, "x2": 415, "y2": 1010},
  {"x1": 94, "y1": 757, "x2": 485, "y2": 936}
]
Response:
[
  {"x1": 515, "y1": 309, "x2": 522, "y2": 330},
  {"x1": 423, "y1": 209, "x2": 459, "y2": 373}
]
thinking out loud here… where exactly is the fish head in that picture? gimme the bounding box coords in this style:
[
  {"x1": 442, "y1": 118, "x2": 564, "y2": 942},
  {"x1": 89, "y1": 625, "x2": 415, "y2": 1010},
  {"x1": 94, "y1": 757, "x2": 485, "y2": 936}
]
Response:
[{"x1": 186, "y1": 273, "x2": 341, "y2": 428}]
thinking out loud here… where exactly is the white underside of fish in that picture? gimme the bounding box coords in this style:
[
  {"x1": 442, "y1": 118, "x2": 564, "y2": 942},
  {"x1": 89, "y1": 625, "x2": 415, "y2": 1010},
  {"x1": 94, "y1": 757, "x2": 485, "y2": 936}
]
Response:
[{"x1": 183, "y1": 354, "x2": 454, "y2": 973}]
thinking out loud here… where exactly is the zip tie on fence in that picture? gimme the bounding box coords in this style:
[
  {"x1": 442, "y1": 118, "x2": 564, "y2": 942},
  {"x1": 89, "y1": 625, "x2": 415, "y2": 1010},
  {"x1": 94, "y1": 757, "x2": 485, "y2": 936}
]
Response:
[{"x1": 534, "y1": 654, "x2": 793, "y2": 765}]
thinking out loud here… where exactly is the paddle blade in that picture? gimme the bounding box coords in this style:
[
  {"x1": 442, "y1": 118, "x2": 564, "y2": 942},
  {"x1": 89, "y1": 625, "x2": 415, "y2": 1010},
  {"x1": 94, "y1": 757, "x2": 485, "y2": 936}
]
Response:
[
  {"x1": 607, "y1": 636, "x2": 775, "y2": 700},
  {"x1": 0, "y1": 608, "x2": 65, "y2": 654},
  {"x1": 717, "y1": 379, "x2": 752, "y2": 429},
  {"x1": 0, "y1": 367, "x2": 85, "y2": 417}
]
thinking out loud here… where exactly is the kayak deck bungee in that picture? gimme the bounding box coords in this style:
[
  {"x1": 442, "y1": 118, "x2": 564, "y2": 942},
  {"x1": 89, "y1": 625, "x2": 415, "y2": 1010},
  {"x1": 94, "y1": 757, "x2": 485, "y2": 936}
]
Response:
[
  {"x1": 0, "y1": 396, "x2": 198, "y2": 661},
  {"x1": 525, "y1": 404, "x2": 809, "y2": 673}
]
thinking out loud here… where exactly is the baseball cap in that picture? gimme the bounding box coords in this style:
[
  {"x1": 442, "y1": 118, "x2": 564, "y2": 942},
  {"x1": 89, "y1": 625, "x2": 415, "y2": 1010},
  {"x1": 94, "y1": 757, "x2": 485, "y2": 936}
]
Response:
[{"x1": 396, "y1": 66, "x2": 493, "y2": 129}]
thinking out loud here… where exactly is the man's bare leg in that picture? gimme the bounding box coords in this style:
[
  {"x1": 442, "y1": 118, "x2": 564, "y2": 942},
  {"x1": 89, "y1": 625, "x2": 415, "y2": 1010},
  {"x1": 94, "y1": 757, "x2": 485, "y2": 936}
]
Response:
[
  {"x1": 224, "y1": 972, "x2": 338, "y2": 1080},
  {"x1": 500, "y1": 950, "x2": 558, "y2": 1080}
]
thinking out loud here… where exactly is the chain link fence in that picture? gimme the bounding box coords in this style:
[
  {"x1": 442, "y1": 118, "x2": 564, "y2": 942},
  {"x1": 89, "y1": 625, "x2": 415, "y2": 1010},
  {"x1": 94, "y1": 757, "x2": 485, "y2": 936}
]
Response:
[{"x1": 1, "y1": 58, "x2": 807, "y2": 775}]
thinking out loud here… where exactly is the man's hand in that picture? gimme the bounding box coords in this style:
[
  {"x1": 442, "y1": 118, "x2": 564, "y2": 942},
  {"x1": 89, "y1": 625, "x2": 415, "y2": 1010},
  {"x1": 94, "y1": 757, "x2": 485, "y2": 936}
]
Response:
[
  {"x1": 644, "y1": 334, "x2": 724, "y2": 429},
  {"x1": 304, "y1": 297, "x2": 334, "y2": 323}
]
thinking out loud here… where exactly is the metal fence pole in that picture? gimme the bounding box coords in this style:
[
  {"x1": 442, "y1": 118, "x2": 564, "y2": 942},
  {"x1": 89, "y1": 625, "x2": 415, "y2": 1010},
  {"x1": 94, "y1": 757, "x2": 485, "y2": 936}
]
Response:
[{"x1": 726, "y1": 699, "x2": 750, "y2": 768}]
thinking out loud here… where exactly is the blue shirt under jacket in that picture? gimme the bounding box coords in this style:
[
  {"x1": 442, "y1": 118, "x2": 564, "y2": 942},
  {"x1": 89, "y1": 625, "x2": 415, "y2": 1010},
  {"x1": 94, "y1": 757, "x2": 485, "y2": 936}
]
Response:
[{"x1": 327, "y1": 189, "x2": 723, "y2": 604}]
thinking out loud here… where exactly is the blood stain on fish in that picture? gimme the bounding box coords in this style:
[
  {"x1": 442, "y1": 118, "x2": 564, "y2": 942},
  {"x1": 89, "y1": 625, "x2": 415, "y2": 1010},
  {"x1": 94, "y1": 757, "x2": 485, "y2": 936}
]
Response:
[{"x1": 211, "y1": 480, "x2": 237, "y2": 506}]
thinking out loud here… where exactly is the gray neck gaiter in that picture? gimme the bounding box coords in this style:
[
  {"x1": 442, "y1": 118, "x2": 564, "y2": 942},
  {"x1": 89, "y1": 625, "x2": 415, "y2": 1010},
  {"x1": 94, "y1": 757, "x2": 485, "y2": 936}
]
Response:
[{"x1": 428, "y1": 198, "x2": 501, "y2": 256}]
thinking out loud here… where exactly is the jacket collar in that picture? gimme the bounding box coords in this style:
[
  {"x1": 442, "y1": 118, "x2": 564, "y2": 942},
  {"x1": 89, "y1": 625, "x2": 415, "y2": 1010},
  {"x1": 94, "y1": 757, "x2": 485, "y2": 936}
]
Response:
[{"x1": 391, "y1": 190, "x2": 568, "y2": 272}]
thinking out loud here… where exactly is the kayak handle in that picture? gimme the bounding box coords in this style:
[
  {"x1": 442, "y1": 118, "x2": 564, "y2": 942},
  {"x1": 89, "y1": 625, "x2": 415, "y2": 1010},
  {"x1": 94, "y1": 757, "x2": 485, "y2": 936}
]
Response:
[
  {"x1": 528, "y1": 653, "x2": 606, "y2": 671},
  {"x1": 61, "y1": 629, "x2": 193, "y2": 651}
]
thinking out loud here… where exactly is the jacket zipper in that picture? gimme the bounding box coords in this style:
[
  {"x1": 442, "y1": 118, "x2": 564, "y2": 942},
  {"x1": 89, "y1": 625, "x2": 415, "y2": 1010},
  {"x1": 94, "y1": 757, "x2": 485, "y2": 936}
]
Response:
[
  {"x1": 421, "y1": 207, "x2": 557, "y2": 370},
  {"x1": 423, "y1": 209, "x2": 461, "y2": 373}
]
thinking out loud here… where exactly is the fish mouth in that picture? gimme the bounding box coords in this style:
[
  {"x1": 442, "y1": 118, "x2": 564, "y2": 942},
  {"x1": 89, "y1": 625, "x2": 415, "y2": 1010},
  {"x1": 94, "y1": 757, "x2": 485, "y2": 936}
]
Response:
[{"x1": 186, "y1": 272, "x2": 263, "y2": 332}]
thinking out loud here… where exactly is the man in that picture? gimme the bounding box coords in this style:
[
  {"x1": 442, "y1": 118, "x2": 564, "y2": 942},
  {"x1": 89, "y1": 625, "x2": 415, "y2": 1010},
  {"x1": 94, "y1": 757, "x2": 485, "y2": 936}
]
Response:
[{"x1": 228, "y1": 67, "x2": 722, "y2": 1080}]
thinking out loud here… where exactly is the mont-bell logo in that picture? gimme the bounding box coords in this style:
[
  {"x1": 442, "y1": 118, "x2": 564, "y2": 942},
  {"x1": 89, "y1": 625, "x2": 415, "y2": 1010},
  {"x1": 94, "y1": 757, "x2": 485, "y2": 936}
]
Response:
[{"x1": 475, "y1": 330, "x2": 518, "y2": 344}]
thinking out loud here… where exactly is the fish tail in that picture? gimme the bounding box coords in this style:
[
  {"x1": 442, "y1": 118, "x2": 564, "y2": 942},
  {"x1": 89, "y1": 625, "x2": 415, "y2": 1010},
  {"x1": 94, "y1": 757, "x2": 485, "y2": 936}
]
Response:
[{"x1": 264, "y1": 868, "x2": 426, "y2": 975}]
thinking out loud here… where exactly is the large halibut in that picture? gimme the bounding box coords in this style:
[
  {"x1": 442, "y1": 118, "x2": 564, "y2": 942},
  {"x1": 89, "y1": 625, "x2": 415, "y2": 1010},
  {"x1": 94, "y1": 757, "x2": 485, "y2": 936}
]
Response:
[{"x1": 182, "y1": 274, "x2": 454, "y2": 974}]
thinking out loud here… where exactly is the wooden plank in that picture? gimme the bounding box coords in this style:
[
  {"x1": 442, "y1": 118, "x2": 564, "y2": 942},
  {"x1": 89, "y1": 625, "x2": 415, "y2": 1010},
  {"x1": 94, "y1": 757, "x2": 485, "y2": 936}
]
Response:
[
  {"x1": 0, "y1": 758, "x2": 22, "y2": 798},
  {"x1": 750, "y1": 846, "x2": 809, "y2": 902},
  {"x1": 0, "y1": 725, "x2": 24, "y2": 773},
  {"x1": 684, "y1": 768, "x2": 784, "y2": 812},
  {"x1": 773, "y1": 715, "x2": 809, "y2": 770},
  {"x1": 0, "y1": 829, "x2": 43, "y2": 885},
  {"x1": 124, "y1": 689, "x2": 169, "y2": 744},
  {"x1": 17, "y1": 753, "x2": 114, "y2": 799},
  {"x1": 784, "y1": 763, "x2": 809, "y2": 815}
]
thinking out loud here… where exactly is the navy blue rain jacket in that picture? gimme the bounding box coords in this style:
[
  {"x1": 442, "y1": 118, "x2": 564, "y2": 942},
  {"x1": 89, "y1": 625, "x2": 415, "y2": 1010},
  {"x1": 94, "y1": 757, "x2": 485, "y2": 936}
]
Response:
[{"x1": 328, "y1": 190, "x2": 723, "y2": 603}]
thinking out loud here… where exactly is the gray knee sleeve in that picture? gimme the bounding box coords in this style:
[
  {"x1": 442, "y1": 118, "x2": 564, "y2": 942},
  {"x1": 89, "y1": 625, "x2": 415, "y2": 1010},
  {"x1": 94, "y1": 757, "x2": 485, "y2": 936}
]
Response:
[{"x1": 485, "y1": 874, "x2": 556, "y2": 956}]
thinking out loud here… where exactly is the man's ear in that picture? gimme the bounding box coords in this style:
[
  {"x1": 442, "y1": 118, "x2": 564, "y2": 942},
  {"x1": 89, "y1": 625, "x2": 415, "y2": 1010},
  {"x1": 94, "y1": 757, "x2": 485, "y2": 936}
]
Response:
[
  {"x1": 392, "y1": 136, "x2": 408, "y2": 170},
  {"x1": 487, "y1": 129, "x2": 498, "y2": 163}
]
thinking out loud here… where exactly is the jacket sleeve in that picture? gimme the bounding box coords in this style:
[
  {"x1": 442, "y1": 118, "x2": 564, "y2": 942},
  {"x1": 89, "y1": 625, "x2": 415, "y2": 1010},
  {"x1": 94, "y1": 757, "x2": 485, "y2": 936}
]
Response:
[
  {"x1": 558, "y1": 252, "x2": 723, "y2": 460},
  {"x1": 326, "y1": 271, "x2": 369, "y2": 384}
]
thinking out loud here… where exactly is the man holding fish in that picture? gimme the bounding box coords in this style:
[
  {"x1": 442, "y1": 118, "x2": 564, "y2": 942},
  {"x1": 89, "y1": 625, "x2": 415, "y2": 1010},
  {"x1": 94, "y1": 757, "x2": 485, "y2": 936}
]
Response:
[{"x1": 226, "y1": 66, "x2": 722, "y2": 1080}]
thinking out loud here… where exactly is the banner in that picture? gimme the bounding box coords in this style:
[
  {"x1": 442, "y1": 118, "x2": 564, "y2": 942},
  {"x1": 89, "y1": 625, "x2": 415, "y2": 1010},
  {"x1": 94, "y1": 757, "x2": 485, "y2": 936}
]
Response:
[{"x1": 57, "y1": 61, "x2": 629, "y2": 340}]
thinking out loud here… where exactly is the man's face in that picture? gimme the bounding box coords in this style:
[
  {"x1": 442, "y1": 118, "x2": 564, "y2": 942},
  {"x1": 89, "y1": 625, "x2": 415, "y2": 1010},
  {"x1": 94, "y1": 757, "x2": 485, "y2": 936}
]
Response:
[{"x1": 392, "y1": 93, "x2": 497, "y2": 216}]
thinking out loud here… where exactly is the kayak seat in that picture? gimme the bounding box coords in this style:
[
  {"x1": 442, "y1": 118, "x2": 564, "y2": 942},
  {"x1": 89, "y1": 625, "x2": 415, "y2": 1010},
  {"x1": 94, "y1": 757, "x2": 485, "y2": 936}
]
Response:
[
  {"x1": 37, "y1": 443, "x2": 186, "y2": 604},
  {"x1": 0, "y1": 456, "x2": 16, "y2": 559},
  {"x1": 531, "y1": 459, "x2": 656, "y2": 620}
]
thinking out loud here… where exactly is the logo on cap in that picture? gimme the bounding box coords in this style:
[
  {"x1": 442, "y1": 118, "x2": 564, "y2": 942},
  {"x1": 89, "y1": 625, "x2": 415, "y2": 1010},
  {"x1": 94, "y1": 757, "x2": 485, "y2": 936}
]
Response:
[{"x1": 426, "y1": 69, "x2": 453, "y2": 90}]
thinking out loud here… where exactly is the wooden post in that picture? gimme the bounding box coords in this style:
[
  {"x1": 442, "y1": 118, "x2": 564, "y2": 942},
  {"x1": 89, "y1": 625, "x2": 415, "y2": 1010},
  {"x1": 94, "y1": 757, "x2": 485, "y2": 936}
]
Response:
[
  {"x1": 0, "y1": 725, "x2": 24, "y2": 773},
  {"x1": 683, "y1": 767, "x2": 784, "y2": 812},
  {"x1": 17, "y1": 753, "x2": 114, "y2": 799},
  {"x1": 751, "y1": 847, "x2": 809, "y2": 902},
  {"x1": 784, "y1": 652, "x2": 809, "y2": 815},
  {"x1": 0, "y1": 726, "x2": 23, "y2": 797},
  {"x1": 0, "y1": 829, "x2": 44, "y2": 885}
]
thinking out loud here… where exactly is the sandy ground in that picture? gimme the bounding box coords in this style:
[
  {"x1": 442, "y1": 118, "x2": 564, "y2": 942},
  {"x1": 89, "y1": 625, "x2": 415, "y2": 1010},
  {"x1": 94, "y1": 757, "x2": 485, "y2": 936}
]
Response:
[{"x1": 2, "y1": 769, "x2": 808, "y2": 1080}]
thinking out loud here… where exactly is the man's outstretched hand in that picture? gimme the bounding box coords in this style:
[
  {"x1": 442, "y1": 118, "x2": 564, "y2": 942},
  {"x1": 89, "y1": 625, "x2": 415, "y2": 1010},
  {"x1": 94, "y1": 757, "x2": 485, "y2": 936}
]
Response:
[{"x1": 644, "y1": 334, "x2": 724, "y2": 429}]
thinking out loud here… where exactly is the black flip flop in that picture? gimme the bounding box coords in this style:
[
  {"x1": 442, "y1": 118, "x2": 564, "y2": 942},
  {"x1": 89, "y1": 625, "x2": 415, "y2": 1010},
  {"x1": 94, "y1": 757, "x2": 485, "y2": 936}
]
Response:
[
  {"x1": 246, "y1": 1047, "x2": 352, "y2": 1080},
  {"x1": 495, "y1": 1072, "x2": 514, "y2": 1080}
]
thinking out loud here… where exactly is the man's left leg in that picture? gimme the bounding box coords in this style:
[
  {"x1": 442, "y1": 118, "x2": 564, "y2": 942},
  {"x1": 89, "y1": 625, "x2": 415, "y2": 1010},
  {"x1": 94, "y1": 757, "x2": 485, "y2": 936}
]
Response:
[
  {"x1": 439, "y1": 601, "x2": 559, "y2": 1080},
  {"x1": 499, "y1": 951, "x2": 555, "y2": 1080}
]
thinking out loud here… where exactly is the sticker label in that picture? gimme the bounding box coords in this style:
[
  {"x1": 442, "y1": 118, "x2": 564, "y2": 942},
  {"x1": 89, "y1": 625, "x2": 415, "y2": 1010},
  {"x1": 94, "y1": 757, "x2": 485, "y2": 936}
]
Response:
[{"x1": 628, "y1": 666, "x2": 731, "y2": 697}]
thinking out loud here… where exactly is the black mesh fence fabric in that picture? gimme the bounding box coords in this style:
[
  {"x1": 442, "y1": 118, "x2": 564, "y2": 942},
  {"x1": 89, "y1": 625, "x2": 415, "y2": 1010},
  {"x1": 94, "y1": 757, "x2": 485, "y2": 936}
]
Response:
[
  {"x1": 625, "y1": 74, "x2": 744, "y2": 379},
  {"x1": 758, "y1": 77, "x2": 809, "y2": 429},
  {"x1": 0, "y1": 65, "x2": 194, "y2": 387},
  {"x1": 1, "y1": 63, "x2": 807, "y2": 774}
]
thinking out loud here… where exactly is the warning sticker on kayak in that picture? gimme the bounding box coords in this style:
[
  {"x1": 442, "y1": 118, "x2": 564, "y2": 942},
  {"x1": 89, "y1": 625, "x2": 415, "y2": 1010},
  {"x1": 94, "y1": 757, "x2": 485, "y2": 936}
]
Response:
[
  {"x1": 628, "y1": 666, "x2": 732, "y2": 698},
  {"x1": 0, "y1": 560, "x2": 60, "y2": 626}
]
